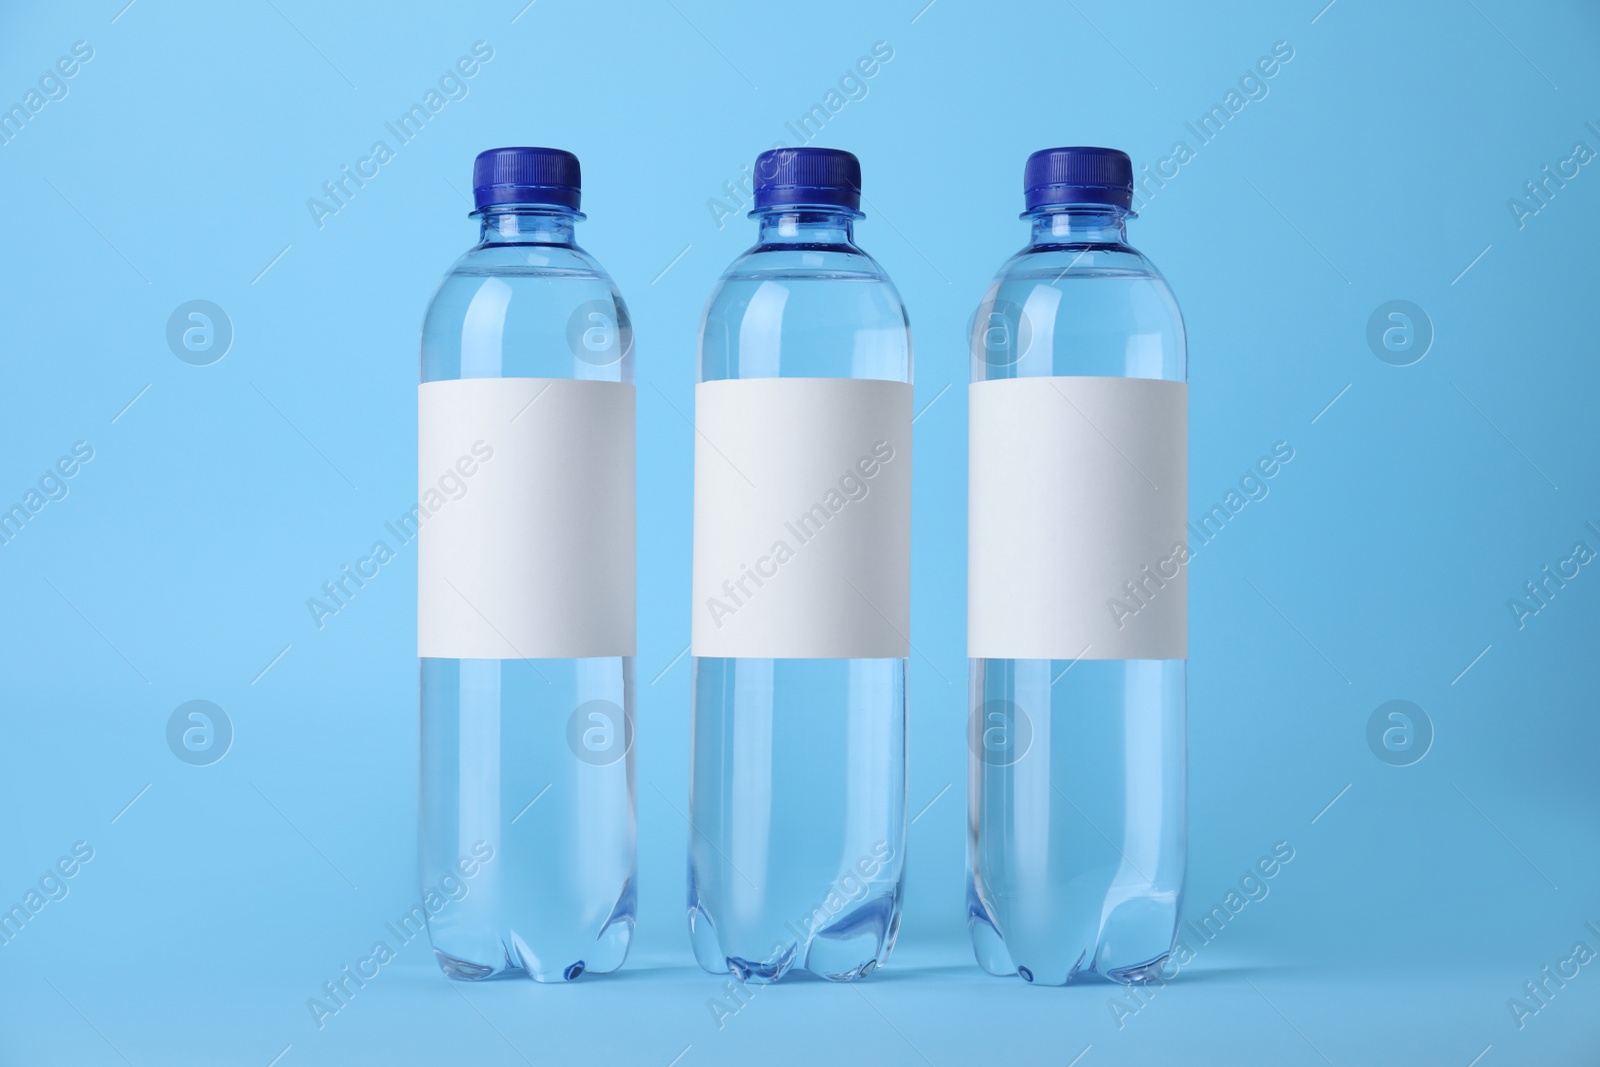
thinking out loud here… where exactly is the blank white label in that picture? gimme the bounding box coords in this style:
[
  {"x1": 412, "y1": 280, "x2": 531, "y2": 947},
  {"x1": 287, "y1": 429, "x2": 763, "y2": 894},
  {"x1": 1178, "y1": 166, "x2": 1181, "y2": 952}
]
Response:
[
  {"x1": 692, "y1": 378, "x2": 911, "y2": 659},
  {"x1": 418, "y1": 378, "x2": 635, "y2": 660},
  {"x1": 968, "y1": 376, "x2": 1187, "y2": 661}
]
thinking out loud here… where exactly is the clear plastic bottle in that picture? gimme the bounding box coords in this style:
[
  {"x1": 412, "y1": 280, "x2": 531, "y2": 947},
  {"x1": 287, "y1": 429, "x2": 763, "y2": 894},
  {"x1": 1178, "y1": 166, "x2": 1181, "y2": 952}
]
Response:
[
  {"x1": 967, "y1": 148, "x2": 1187, "y2": 985},
  {"x1": 417, "y1": 148, "x2": 635, "y2": 982},
  {"x1": 688, "y1": 148, "x2": 910, "y2": 983}
]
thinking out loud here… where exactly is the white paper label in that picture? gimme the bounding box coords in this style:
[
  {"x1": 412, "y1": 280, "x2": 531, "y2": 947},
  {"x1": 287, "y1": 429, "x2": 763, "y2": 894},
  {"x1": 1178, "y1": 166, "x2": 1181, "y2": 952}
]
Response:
[
  {"x1": 968, "y1": 376, "x2": 1187, "y2": 660},
  {"x1": 692, "y1": 377, "x2": 912, "y2": 659},
  {"x1": 418, "y1": 378, "x2": 635, "y2": 659}
]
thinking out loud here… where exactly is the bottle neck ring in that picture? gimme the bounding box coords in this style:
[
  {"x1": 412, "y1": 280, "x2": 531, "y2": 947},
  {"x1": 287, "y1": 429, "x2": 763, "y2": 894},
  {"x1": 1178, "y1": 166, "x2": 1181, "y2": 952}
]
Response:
[
  {"x1": 475, "y1": 206, "x2": 581, "y2": 245},
  {"x1": 1025, "y1": 205, "x2": 1131, "y2": 245},
  {"x1": 752, "y1": 207, "x2": 860, "y2": 246}
]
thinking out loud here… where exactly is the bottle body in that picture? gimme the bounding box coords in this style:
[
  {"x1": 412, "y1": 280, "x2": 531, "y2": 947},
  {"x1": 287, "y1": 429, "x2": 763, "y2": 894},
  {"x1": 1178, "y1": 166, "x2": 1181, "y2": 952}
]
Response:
[
  {"x1": 688, "y1": 204, "x2": 910, "y2": 983},
  {"x1": 418, "y1": 205, "x2": 636, "y2": 981},
  {"x1": 967, "y1": 204, "x2": 1187, "y2": 985}
]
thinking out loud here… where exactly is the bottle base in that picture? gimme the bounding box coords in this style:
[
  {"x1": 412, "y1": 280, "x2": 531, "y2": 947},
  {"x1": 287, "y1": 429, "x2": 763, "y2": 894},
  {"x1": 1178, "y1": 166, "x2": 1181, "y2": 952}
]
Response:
[
  {"x1": 969, "y1": 926, "x2": 1173, "y2": 987},
  {"x1": 432, "y1": 917, "x2": 633, "y2": 983},
  {"x1": 688, "y1": 890, "x2": 902, "y2": 985},
  {"x1": 967, "y1": 880, "x2": 1174, "y2": 987}
]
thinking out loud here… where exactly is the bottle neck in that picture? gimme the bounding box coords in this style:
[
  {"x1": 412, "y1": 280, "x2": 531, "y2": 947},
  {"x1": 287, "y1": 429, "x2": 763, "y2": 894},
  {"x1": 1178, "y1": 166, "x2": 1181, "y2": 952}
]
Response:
[
  {"x1": 754, "y1": 208, "x2": 859, "y2": 247},
  {"x1": 477, "y1": 207, "x2": 579, "y2": 246},
  {"x1": 1027, "y1": 206, "x2": 1130, "y2": 246}
]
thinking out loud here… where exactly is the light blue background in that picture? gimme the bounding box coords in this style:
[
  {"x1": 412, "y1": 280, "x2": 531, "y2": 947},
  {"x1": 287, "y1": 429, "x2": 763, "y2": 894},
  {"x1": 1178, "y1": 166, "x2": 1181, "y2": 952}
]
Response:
[{"x1": 2, "y1": 0, "x2": 1598, "y2": 1063}]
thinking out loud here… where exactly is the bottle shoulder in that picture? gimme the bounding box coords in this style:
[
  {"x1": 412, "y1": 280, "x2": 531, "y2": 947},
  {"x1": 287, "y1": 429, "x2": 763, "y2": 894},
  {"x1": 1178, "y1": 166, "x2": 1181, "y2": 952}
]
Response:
[
  {"x1": 699, "y1": 242, "x2": 911, "y2": 382},
  {"x1": 713, "y1": 241, "x2": 899, "y2": 286},
  {"x1": 975, "y1": 242, "x2": 1185, "y2": 381},
  {"x1": 439, "y1": 240, "x2": 617, "y2": 284},
  {"x1": 421, "y1": 240, "x2": 632, "y2": 382},
  {"x1": 706, "y1": 244, "x2": 906, "y2": 315},
  {"x1": 994, "y1": 240, "x2": 1166, "y2": 282},
  {"x1": 424, "y1": 241, "x2": 626, "y2": 320},
  {"x1": 987, "y1": 241, "x2": 1180, "y2": 312}
]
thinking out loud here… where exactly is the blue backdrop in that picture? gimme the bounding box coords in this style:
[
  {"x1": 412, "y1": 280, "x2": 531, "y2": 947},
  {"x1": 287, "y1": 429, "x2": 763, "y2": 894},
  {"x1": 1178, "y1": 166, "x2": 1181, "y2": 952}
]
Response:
[{"x1": 2, "y1": 1, "x2": 1597, "y2": 1064}]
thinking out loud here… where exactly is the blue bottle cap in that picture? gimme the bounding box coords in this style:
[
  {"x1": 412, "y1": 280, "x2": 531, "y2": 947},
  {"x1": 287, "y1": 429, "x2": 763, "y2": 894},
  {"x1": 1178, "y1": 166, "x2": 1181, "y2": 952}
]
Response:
[
  {"x1": 1023, "y1": 147, "x2": 1133, "y2": 211},
  {"x1": 752, "y1": 147, "x2": 862, "y2": 212},
  {"x1": 472, "y1": 147, "x2": 581, "y2": 211}
]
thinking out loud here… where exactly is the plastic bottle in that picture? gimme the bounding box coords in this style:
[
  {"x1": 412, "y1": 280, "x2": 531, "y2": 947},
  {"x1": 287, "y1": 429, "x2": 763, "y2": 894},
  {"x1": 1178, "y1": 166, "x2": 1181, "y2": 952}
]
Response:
[
  {"x1": 967, "y1": 147, "x2": 1187, "y2": 985},
  {"x1": 688, "y1": 147, "x2": 911, "y2": 983},
  {"x1": 417, "y1": 147, "x2": 636, "y2": 981}
]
